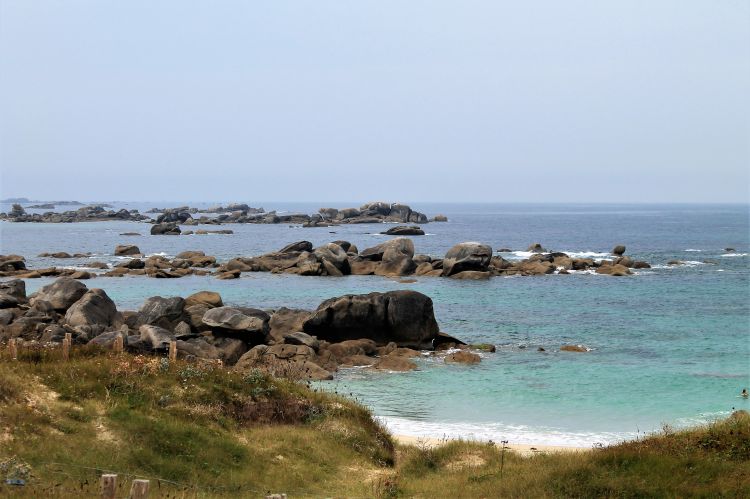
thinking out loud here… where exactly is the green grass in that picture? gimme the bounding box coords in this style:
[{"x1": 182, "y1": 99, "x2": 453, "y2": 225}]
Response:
[{"x1": 0, "y1": 344, "x2": 748, "y2": 498}]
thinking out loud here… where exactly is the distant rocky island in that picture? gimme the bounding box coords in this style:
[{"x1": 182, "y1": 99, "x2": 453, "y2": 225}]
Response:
[{"x1": 0, "y1": 201, "x2": 448, "y2": 225}]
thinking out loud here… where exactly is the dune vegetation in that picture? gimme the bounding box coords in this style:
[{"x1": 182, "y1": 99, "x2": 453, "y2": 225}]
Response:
[{"x1": 1, "y1": 345, "x2": 748, "y2": 498}]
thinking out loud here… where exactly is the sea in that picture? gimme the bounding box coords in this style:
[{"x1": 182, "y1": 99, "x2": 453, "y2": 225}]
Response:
[{"x1": 1, "y1": 201, "x2": 748, "y2": 448}]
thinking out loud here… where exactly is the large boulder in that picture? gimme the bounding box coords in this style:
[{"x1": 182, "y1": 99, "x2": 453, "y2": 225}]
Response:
[
  {"x1": 268, "y1": 307, "x2": 312, "y2": 343},
  {"x1": 279, "y1": 241, "x2": 313, "y2": 253},
  {"x1": 375, "y1": 238, "x2": 416, "y2": 276},
  {"x1": 64, "y1": 289, "x2": 118, "y2": 327},
  {"x1": 381, "y1": 226, "x2": 425, "y2": 236},
  {"x1": 114, "y1": 244, "x2": 141, "y2": 256},
  {"x1": 442, "y1": 242, "x2": 492, "y2": 276},
  {"x1": 137, "y1": 296, "x2": 186, "y2": 327},
  {"x1": 184, "y1": 291, "x2": 223, "y2": 309},
  {"x1": 313, "y1": 243, "x2": 351, "y2": 275},
  {"x1": 31, "y1": 277, "x2": 87, "y2": 311},
  {"x1": 0, "y1": 279, "x2": 26, "y2": 301},
  {"x1": 138, "y1": 324, "x2": 174, "y2": 350},
  {"x1": 151, "y1": 222, "x2": 181, "y2": 235},
  {"x1": 303, "y1": 290, "x2": 439, "y2": 349},
  {"x1": 612, "y1": 245, "x2": 626, "y2": 256},
  {"x1": 202, "y1": 307, "x2": 270, "y2": 344}
]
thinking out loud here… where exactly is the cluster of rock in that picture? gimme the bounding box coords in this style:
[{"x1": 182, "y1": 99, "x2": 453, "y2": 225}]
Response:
[
  {"x1": 219, "y1": 241, "x2": 650, "y2": 279},
  {"x1": 304, "y1": 202, "x2": 435, "y2": 227},
  {"x1": 0, "y1": 254, "x2": 93, "y2": 280},
  {"x1": 0, "y1": 204, "x2": 148, "y2": 223},
  {"x1": 0, "y1": 279, "x2": 483, "y2": 379}
]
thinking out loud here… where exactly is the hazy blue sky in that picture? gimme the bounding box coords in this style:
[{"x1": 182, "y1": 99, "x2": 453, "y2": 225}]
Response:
[{"x1": 1, "y1": 1, "x2": 748, "y2": 203}]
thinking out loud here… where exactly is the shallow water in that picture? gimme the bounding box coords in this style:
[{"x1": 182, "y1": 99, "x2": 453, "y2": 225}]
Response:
[{"x1": 1, "y1": 202, "x2": 748, "y2": 446}]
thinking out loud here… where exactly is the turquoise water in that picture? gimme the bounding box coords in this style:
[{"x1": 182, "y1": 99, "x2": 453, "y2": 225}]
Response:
[{"x1": 1, "y1": 203, "x2": 748, "y2": 446}]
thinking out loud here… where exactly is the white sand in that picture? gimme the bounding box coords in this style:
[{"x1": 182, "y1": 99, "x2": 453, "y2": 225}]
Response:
[{"x1": 393, "y1": 434, "x2": 589, "y2": 456}]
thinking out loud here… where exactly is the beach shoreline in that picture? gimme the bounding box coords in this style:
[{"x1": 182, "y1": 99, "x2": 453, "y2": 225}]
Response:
[{"x1": 393, "y1": 434, "x2": 589, "y2": 456}]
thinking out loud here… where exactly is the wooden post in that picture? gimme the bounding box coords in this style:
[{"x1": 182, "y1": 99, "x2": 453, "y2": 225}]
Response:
[
  {"x1": 129, "y1": 479, "x2": 150, "y2": 499},
  {"x1": 169, "y1": 341, "x2": 177, "y2": 362},
  {"x1": 9, "y1": 338, "x2": 17, "y2": 360},
  {"x1": 101, "y1": 474, "x2": 117, "y2": 499},
  {"x1": 62, "y1": 332, "x2": 72, "y2": 361},
  {"x1": 113, "y1": 335, "x2": 124, "y2": 354}
]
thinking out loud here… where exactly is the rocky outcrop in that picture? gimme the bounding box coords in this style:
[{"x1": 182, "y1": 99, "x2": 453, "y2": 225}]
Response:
[
  {"x1": 381, "y1": 226, "x2": 425, "y2": 236},
  {"x1": 151, "y1": 223, "x2": 181, "y2": 235},
  {"x1": 302, "y1": 290, "x2": 439, "y2": 349},
  {"x1": 1, "y1": 205, "x2": 148, "y2": 223},
  {"x1": 64, "y1": 289, "x2": 118, "y2": 328},
  {"x1": 31, "y1": 277, "x2": 87, "y2": 311},
  {"x1": 115, "y1": 245, "x2": 141, "y2": 256},
  {"x1": 442, "y1": 242, "x2": 492, "y2": 276}
]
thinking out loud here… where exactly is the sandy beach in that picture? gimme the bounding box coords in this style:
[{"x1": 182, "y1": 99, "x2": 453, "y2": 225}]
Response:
[{"x1": 394, "y1": 434, "x2": 589, "y2": 456}]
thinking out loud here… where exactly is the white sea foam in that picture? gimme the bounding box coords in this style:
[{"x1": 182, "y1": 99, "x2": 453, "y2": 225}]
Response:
[
  {"x1": 146, "y1": 252, "x2": 170, "y2": 258},
  {"x1": 684, "y1": 249, "x2": 703, "y2": 252},
  {"x1": 651, "y1": 261, "x2": 706, "y2": 269},
  {"x1": 378, "y1": 416, "x2": 636, "y2": 448},
  {"x1": 721, "y1": 253, "x2": 747, "y2": 257},
  {"x1": 563, "y1": 251, "x2": 611, "y2": 259}
]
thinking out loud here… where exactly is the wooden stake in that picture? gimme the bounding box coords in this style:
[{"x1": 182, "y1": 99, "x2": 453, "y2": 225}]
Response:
[
  {"x1": 113, "y1": 335, "x2": 124, "y2": 354},
  {"x1": 169, "y1": 341, "x2": 177, "y2": 362},
  {"x1": 9, "y1": 338, "x2": 17, "y2": 360},
  {"x1": 61, "y1": 332, "x2": 72, "y2": 361},
  {"x1": 101, "y1": 474, "x2": 117, "y2": 499},
  {"x1": 129, "y1": 479, "x2": 150, "y2": 499}
]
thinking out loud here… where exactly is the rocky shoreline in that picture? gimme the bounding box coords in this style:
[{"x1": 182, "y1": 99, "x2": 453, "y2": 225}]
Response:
[
  {"x1": 0, "y1": 277, "x2": 490, "y2": 380},
  {"x1": 0, "y1": 240, "x2": 651, "y2": 281},
  {"x1": 0, "y1": 201, "x2": 447, "y2": 226}
]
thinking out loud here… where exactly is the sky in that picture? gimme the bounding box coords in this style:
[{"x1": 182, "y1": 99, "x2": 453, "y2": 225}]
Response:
[{"x1": 0, "y1": 1, "x2": 748, "y2": 203}]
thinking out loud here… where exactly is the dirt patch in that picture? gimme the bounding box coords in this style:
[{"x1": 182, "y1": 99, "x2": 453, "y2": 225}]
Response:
[{"x1": 446, "y1": 452, "x2": 486, "y2": 470}]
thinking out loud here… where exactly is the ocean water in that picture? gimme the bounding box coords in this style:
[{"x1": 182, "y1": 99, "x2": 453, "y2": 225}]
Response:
[{"x1": 1, "y1": 202, "x2": 748, "y2": 447}]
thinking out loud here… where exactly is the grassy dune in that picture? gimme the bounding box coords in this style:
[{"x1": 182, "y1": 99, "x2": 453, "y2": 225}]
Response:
[{"x1": 1, "y1": 346, "x2": 748, "y2": 498}]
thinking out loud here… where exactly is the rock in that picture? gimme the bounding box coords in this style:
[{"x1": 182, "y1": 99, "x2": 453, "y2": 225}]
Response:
[
  {"x1": 283, "y1": 332, "x2": 320, "y2": 351},
  {"x1": 560, "y1": 345, "x2": 589, "y2": 352},
  {"x1": 442, "y1": 242, "x2": 492, "y2": 276},
  {"x1": 725, "y1": 247, "x2": 735, "y2": 252},
  {"x1": 432, "y1": 215, "x2": 448, "y2": 222},
  {"x1": 469, "y1": 343, "x2": 496, "y2": 353},
  {"x1": 303, "y1": 290, "x2": 439, "y2": 349},
  {"x1": 119, "y1": 232, "x2": 141, "y2": 236},
  {"x1": 632, "y1": 261, "x2": 651, "y2": 269},
  {"x1": 217, "y1": 270, "x2": 241, "y2": 279},
  {"x1": 612, "y1": 245, "x2": 626, "y2": 256},
  {"x1": 88, "y1": 330, "x2": 127, "y2": 348},
  {"x1": 184, "y1": 291, "x2": 223, "y2": 309},
  {"x1": 234, "y1": 345, "x2": 333, "y2": 380},
  {"x1": 202, "y1": 307, "x2": 266, "y2": 331},
  {"x1": 173, "y1": 321, "x2": 195, "y2": 339},
  {"x1": 349, "y1": 258, "x2": 380, "y2": 275},
  {"x1": 614, "y1": 256, "x2": 634, "y2": 268},
  {"x1": 70, "y1": 271, "x2": 92, "y2": 279},
  {"x1": 0, "y1": 294, "x2": 19, "y2": 308},
  {"x1": 268, "y1": 308, "x2": 312, "y2": 343},
  {"x1": 185, "y1": 304, "x2": 211, "y2": 331},
  {"x1": 0, "y1": 279, "x2": 26, "y2": 301},
  {"x1": 515, "y1": 260, "x2": 555, "y2": 275},
  {"x1": 31, "y1": 277, "x2": 87, "y2": 311},
  {"x1": 114, "y1": 244, "x2": 141, "y2": 256},
  {"x1": 150, "y1": 222, "x2": 181, "y2": 235},
  {"x1": 339, "y1": 355, "x2": 376, "y2": 367},
  {"x1": 595, "y1": 264, "x2": 631, "y2": 276},
  {"x1": 64, "y1": 289, "x2": 117, "y2": 327},
  {"x1": 0, "y1": 309, "x2": 16, "y2": 325},
  {"x1": 527, "y1": 243, "x2": 546, "y2": 253},
  {"x1": 433, "y1": 332, "x2": 468, "y2": 350},
  {"x1": 137, "y1": 296, "x2": 185, "y2": 327},
  {"x1": 115, "y1": 258, "x2": 145, "y2": 270},
  {"x1": 0, "y1": 255, "x2": 26, "y2": 271},
  {"x1": 313, "y1": 243, "x2": 351, "y2": 275},
  {"x1": 206, "y1": 336, "x2": 248, "y2": 365},
  {"x1": 328, "y1": 339, "x2": 379, "y2": 359},
  {"x1": 176, "y1": 338, "x2": 221, "y2": 360},
  {"x1": 279, "y1": 241, "x2": 313, "y2": 253},
  {"x1": 445, "y1": 351, "x2": 481, "y2": 364},
  {"x1": 139, "y1": 324, "x2": 174, "y2": 350},
  {"x1": 376, "y1": 238, "x2": 417, "y2": 277},
  {"x1": 381, "y1": 226, "x2": 425, "y2": 236},
  {"x1": 372, "y1": 355, "x2": 417, "y2": 371}
]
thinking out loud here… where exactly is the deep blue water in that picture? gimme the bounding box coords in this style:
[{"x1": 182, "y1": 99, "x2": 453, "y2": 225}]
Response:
[{"x1": 1, "y1": 202, "x2": 748, "y2": 446}]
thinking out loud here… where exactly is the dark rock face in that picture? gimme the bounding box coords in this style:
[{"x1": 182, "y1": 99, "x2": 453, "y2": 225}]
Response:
[
  {"x1": 612, "y1": 245, "x2": 626, "y2": 256},
  {"x1": 279, "y1": 241, "x2": 313, "y2": 253},
  {"x1": 151, "y1": 223, "x2": 181, "y2": 235},
  {"x1": 0, "y1": 279, "x2": 26, "y2": 301},
  {"x1": 155, "y1": 208, "x2": 192, "y2": 224},
  {"x1": 137, "y1": 296, "x2": 186, "y2": 327},
  {"x1": 312, "y1": 243, "x2": 351, "y2": 275},
  {"x1": 442, "y1": 242, "x2": 493, "y2": 276},
  {"x1": 31, "y1": 277, "x2": 88, "y2": 311},
  {"x1": 3, "y1": 205, "x2": 148, "y2": 223},
  {"x1": 527, "y1": 243, "x2": 546, "y2": 253},
  {"x1": 139, "y1": 324, "x2": 174, "y2": 350},
  {"x1": 0, "y1": 255, "x2": 27, "y2": 272},
  {"x1": 374, "y1": 238, "x2": 416, "y2": 277},
  {"x1": 303, "y1": 290, "x2": 439, "y2": 349},
  {"x1": 64, "y1": 289, "x2": 118, "y2": 327}
]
